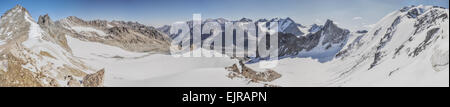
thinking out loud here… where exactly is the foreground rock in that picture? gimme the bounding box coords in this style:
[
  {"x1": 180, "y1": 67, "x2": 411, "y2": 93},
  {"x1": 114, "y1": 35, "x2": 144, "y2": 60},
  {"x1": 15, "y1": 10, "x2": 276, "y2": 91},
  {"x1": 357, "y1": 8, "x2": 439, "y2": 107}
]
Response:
[
  {"x1": 83, "y1": 69, "x2": 105, "y2": 87},
  {"x1": 225, "y1": 61, "x2": 282, "y2": 86}
]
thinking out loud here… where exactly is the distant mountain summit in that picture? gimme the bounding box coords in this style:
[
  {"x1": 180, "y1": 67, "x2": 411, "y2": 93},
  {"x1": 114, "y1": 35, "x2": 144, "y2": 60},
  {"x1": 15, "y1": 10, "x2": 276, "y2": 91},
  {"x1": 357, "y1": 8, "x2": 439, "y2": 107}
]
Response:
[
  {"x1": 274, "y1": 19, "x2": 350, "y2": 62},
  {"x1": 156, "y1": 17, "x2": 350, "y2": 62}
]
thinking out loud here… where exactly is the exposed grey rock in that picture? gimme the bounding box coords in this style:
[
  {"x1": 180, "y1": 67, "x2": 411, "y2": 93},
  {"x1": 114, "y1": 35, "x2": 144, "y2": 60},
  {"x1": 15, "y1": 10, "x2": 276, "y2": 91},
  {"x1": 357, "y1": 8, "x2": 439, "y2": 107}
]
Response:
[
  {"x1": 413, "y1": 8, "x2": 448, "y2": 35},
  {"x1": 226, "y1": 61, "x2": 281, "y2": 83},
  {"x1": 356, "y1": 30, "x2": 368, "y2": 34},
  {"x1": 0, "y1": 5, "x2": 95, "y2": 87},
  {"x1": 38, "y1": 14, "x2": 53, "y2": 27},
  {"x1": 407, "y1": 8, "x2": 422, "y2": 18},
  {"x1": 238, "y1": 18, "x2": 253, "y2": 22},
  {"x1": 410, "y1": 28, "x2": 440, "y2": 57},
  {"x1": 369, "y1": 16, "x2": 402, "y2": 69},
  {"x1": 308, "y1": 24, "x2": 322, "y2": 33}
]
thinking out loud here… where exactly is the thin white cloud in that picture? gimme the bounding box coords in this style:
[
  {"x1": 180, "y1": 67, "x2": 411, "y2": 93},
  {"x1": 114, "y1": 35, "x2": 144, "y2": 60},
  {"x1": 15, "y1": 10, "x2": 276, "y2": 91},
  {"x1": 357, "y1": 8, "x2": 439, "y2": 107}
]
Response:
[
  {"x1": 314, "y1": 19, "x2": 322, "y2": 23},
  {"x1": 363, "y1": 24, "x2": 375, "y2": 29},
  {"x1": 334, "y1": 21, "x2": 340, "y2": 25},
  {"x1": 353, "y1": 17, "x2": 363, "y2": 20}
]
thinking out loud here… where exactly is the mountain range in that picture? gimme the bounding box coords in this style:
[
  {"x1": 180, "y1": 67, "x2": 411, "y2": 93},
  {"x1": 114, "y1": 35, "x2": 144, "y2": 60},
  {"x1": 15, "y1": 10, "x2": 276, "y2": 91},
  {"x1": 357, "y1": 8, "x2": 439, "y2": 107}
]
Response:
[{"x1": 0, "y1": 5, "x2": 448, "y2": 87}]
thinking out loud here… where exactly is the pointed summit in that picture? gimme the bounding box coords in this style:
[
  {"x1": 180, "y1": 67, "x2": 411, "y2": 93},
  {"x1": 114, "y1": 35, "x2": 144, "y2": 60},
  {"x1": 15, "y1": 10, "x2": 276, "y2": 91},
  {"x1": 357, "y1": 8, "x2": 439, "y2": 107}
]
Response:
[
  {"x1": 38, "y1": 14, "x2": 53, "y2": 26},
  {"x1": 324, "y1": 19, "x2": 334, "y2": 26},
  {"x1": 285, "y1": 17, "x2": 294, "y2": 21},
  {"x1": 323, "y1": 19, "x2": 339, "y2": 31},
  {"x1": 1, "y1": 5, "x2": 30, "y2": 19},
  {"x1": 238, "y1": 18, "x2": 253, "y2": 22},
  {"x1": 256, "y1": 18, "x2": 268, "y2": 22},
  {"x1": 0, "y1": 5, "x2": 36, "y2": 41},
  {"x1": 65, "y1": 16, "x2": 84, "y2": 22}
]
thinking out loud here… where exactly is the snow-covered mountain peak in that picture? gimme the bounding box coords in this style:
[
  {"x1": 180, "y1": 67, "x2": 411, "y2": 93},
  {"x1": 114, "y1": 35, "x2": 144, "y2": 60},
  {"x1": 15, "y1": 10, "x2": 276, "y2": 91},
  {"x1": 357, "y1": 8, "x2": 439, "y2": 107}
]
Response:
[
  {"x1": 0, "y1": 6, "x2": 105, "y2": 87},
  {"x1": 238, "y1": 17, "x2": 253, "y2": 22},
  {"x1": 204, "y1": 18, "x2": 229, "y2": 24},
  {"x1": 332, "y1": 5, "x2": 448, "y2": 86},
  {"x1": 324, "y1": 19, "x2": 334, "y2": 26},
  {"x1": 321, "y1": 19, "x2": 345, "y2": 35},
  {"x1": 64, "y1": 16, "x2": 84, "y2": 22},
  {"x1": 256, "y1": 18, "x2": 268, "y2": 22},
  {"x1": 267, "y1": 17, "x2": 305, "y2": 37},
  {"x1": 1, "y1": 5, "x2": 35, "y2": 42},
  {"x1": 1, "y1": 5, "x2": 29, "y2": 18}
]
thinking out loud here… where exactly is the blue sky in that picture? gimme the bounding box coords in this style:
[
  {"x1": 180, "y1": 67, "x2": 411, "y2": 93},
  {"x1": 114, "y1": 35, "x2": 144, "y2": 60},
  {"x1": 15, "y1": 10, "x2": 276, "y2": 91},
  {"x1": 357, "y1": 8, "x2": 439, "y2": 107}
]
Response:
[{"x1": 1, "y1": 0, "x2": 448, "y2": 30}]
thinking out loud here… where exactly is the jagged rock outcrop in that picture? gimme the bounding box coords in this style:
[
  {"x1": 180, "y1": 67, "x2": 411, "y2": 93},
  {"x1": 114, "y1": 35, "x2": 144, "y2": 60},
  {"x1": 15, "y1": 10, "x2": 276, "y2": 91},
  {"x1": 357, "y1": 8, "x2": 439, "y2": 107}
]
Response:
[
  {"x1": 0, "y1": 5, "x2": 105, "y2": 87},
  {"x1": 270, "y1": 17, "x2": 305, "y2": 37},
  {"x1": 38, "y1": 14, "x2": 53, "y2": 27},
  {"x1": 356, "y1": 30, "x2": 368, "y2": 34},
  {"x1": 57, "y1": 16, "x2": 171, "y2": 53},
  {"x1": 226, "y1": 61, "x2": 281, "y2": 83},
  {"x1": 82, "y1": 69, "x2": 105, "y2": 87},
  {"x1": 273, "y1": 19, "x2": 350, "y2": 62},
  {"x1": 37, "y1": 14, "x2": 72, "y2": 52}
]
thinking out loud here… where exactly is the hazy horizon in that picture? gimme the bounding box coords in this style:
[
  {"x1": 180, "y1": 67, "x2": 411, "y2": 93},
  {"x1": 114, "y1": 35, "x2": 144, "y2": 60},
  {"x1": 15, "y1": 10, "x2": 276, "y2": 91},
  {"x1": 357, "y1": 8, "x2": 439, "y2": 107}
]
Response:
[{"x1": 1, "y1": 0, "x2": 448, "y2": 30}]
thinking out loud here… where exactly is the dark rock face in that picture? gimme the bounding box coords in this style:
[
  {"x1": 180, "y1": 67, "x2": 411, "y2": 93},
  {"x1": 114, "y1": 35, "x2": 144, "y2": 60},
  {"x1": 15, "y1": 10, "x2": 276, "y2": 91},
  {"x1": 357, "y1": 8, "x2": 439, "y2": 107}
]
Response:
[
  {"x1": 410, "y1": 28, "x2": 440, "y2": 57},
  {"x1": 357, "y1": 30, "x2": 368, "y2": 34},
  {"x1": 107, "y1": 27, "x2": 131, "y2": 35},
  {"x1": 407, "y1": 8, "x2": 421, "y2": 18},
  {"x1": 277, "y1": 20, "x2": 349, "y2": 59},
  {"x1": 321, "y1": 20, "x2": 350, "y2": 45},
  {"x1": 413, "y1": 9, "x2": 448, "y2": 35},
  {"x1": 370, "y1": 16, "x2": 401, "y2": 69},
  {"x1": 38, "y1": 14, "x2": 53, "y2": 27},
  {"x1": 277, "y1": 32, "x2": 321, "y2": 56}
]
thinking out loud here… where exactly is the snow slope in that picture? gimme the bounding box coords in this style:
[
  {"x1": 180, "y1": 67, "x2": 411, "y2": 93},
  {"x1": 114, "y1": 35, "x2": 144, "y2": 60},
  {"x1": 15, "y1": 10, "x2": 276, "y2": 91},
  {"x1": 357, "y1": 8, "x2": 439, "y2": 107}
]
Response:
[
  {"x1": 329, "y1": 5, "x2": 449, "y2": 87},
  {"x1": 1, "y1": 5, "x2": 100, "y2": 87},
  {"x1": 64, "y1": 5, "x2": 448, "y2": 87},
  {"x1": 67, "y1": 35, "x2": 253, "y2": 86},
  {"x1": 242, "y1": 5, "x2": 449, "y2": 87},
  {"x1": 70, "y1": 26, "x2": 107, "y2": 37},
  {"x1": 1, "y1": 4, "x2": 443, "y2": 87}
]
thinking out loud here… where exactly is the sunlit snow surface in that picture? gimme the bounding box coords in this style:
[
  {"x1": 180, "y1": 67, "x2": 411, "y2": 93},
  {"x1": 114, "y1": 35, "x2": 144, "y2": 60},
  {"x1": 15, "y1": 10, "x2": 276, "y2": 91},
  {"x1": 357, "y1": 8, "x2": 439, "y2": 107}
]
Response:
[
  {"x1": 67, "y1": 36, "x2": 258, "y2": 87},
  {"x1": 65, "y1": 5, "x2": 448, "y2": 87},
  {"x1": 70, "y1": 26, "x2": 107, "y2": 37}
]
